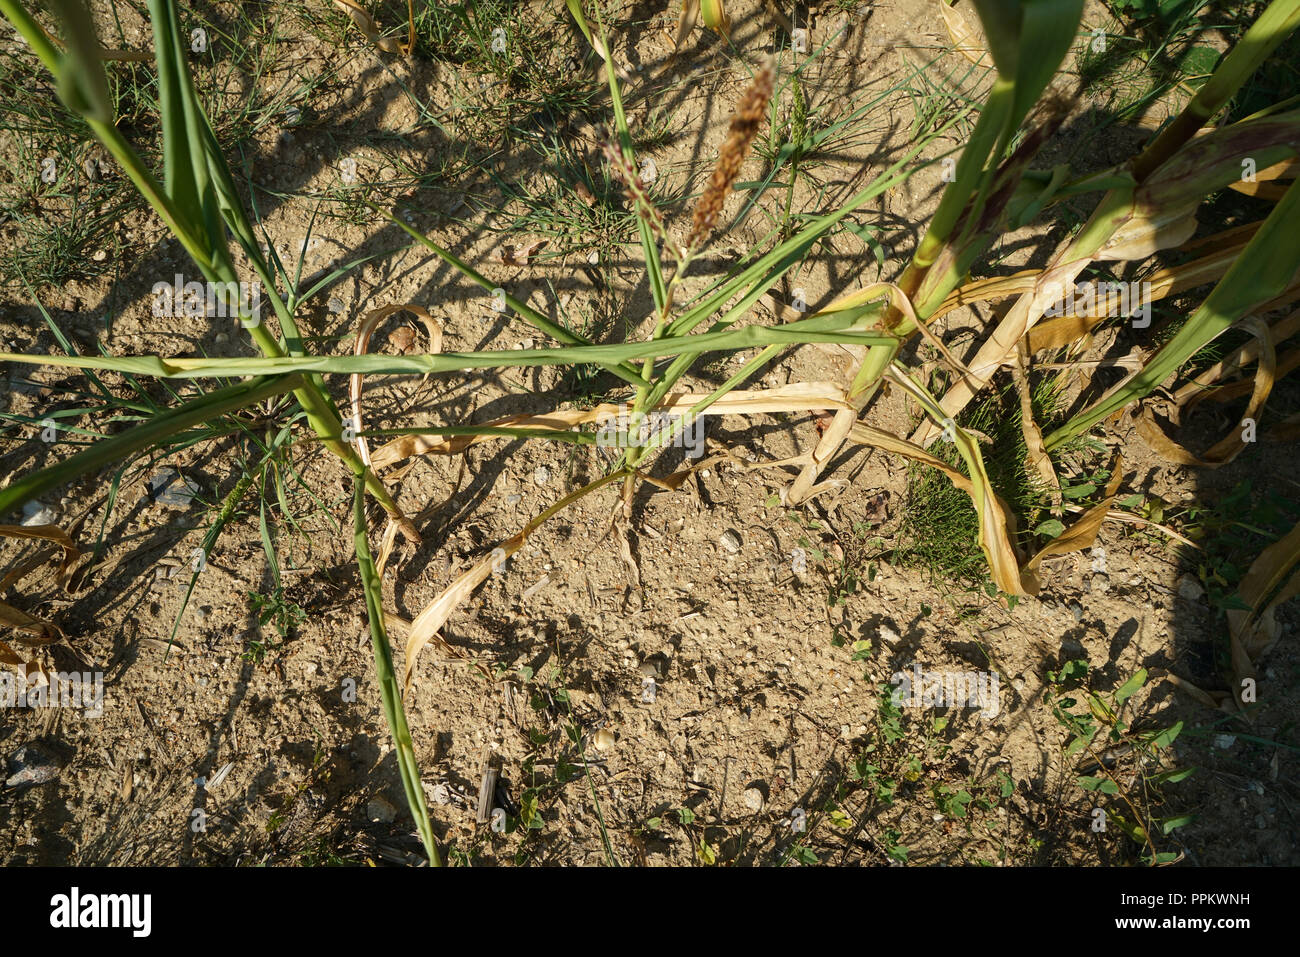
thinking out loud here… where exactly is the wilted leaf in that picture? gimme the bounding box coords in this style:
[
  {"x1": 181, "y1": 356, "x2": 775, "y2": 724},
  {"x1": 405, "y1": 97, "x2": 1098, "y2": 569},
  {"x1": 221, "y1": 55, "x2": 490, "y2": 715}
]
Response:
[
  {"x1": 1136, "y1": 317, "x2": 1275, "y2": 467},
  {"x1": 1226, "y1": 517, "x2": 1300, "y2": 714},
  {"x1": 493, "y1": 239, "x2": 548, "y2": 266},
  {"x1": 333, "y1": 0, "x2": 415, "y2": 55},
  {"x1": 938, "y1": 0, "x2": 991, "y2": 67}
]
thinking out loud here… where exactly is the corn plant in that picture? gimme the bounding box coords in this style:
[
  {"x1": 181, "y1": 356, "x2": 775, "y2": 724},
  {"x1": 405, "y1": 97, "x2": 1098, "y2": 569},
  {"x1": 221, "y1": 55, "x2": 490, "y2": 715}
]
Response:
[
  {"x1": 3, "y1": 0, "x2": 1299, "y2": 866},
  {"x1": 0, "y1": 0, "x2": 956, "y2": 862}
]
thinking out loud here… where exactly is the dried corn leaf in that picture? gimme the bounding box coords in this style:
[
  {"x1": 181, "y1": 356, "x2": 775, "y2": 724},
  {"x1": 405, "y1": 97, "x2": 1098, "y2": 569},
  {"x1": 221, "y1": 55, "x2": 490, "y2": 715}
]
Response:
[
  {"x1": 0, "y1": 600, "x2": 62, "y2": 643},
  {"x1": 0, "y1": 639, "x2": 46, "y2": 681},
  {"x1": 402, "y1": 471, "x2": 624, "y2": 688},
  {"x1": 1012, "y1": 345, "x2": 1061, "y2": 509},
  {"x1": 0, "y1": 522, "x2": 80, "y2": 587},
  {"x1": 371, "y1": 384, "x2": 853, "y2": 468},
  {"x1": 849, "y1": 423, "x2": 975, "y2": 492},
  {"x1": 916, "y1": 256, "x2": 1094, "y2": 446},
  {"x1": 1095, "y1": 200, "x2": 1199, "y2": 261},
  {"x1": 349, "y1": 303, "x2": 441, "y2": 543},
  {"x1": 938, "y1": 0, "x2": 991, "y2": 67},
  {"x1": 674, "y1": 0, "x2": 700, "y2": 52},
  {"x1": 1165, "y1": 673, "x2": 1230, "y2": 710},
  {"x1": 1135, "y1": 317, "x2": 1275, "y2": 467},
  {"x1": 927, "y1": 111, "x2": 1300, "y2": 443},
  {"x1": 1228, "y1": 180, "x2": 1292, "y2": 200},
  {"x1": 931, "y1": 221, "x2": 1261, "y2": 355},
  {"x1": 1026, "y1": 227, "x2": 1261, "y2": 352},
  {"x1": 1172, "y1": 308, "x2": 1300, "y2": 409},
  {"x1": 1227, "y1": 155, "x2": 1298, "y2": 198},
  {"x1": 788, "y1": 284, "x2": 916, "y2": 504},
  {"x1": 1230, "y1": 518, "x2": 1300, "y2": 653},
  {"x1": 1023, "y1": 461, "x2": 1123, "y2": 573},
  {"x1": 852, "y1": 376, "x2": 1034, "y2": 597},
  {"x1": 404, "y1": 535, "x2": 525, "y2": 690},
  {"x1": 333, "y1": 0, "x2": 414, "y2": 55}
]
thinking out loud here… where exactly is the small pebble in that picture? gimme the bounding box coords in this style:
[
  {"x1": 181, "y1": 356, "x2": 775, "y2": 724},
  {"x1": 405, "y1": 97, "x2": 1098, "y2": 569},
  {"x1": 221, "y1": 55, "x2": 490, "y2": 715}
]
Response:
[
  {"x1": 533, "y1": 466, "x2": 550, "y2": 486},
  {"x1": 426, "y1": 783, "x2": 451, "y2": 806},
  {"x1": 367, "y1": 796, "x2": 397, "y2": 823},
  {"x1": 20, "y1": 500, "x2": 55, "y2": 526},
  {"x1": 1177, "y1": 574, "x2": 1205, "y2": 602},
  {"x1": 742, "y1": 787, "x2": 764, "y2": 812},
  {"x1": 147, "y1": 468, "x2": 199, "y2": 508},
  {"x1": 592, "y1": 728, "x2": 616, "y2": 751},
  {"x1": 5, "y1": 744, "x2": 61, "y2": 788},
  {"x1": 719, "y1": 529, "x2": 742, "y2": 554}
]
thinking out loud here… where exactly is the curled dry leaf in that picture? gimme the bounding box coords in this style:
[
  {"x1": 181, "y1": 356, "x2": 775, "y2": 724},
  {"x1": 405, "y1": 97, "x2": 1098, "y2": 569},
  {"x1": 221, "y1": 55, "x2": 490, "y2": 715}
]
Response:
[
  {"x1": 1013, "y1": 345, "x2": 1061, "y2": 510},
  {"x1": 1095, "y1": 199, "x2": 1200, "y2": 262},
  {"x1": 928, "y1": 221, "x2": 1261, "y2": 353},
  {"x1": 351, "y1": 303, "x2": 441, "y2": 544},
  {"x1": 1226, "y1": 518, "x2": 1300, "y2": 716},
  {"x1": 1022, "y1": 459, "x2": 1123, "y2": 575},
  {"x1": 1172, "y1": 309, "x2": 1300, "y2": 409},
  {"x1": 350, "y1": 303, "x2": 443, "y2": 467},
  {"x1": 333, "y1": 0, "x2": 415, "y2": 55},
  {"x1": 1135, "y1": 317, "x2": 1275, "y2": 467},
  {"x1": 674, "y1": 0, "x2": 700, "y2": 53},
  {"x1": 787, "y1": 283, "x2": 920, "y2": 506},
  {"x1": 0, "y1": 522, "x2": 80, "y2": 588},
  {"x1": 0, "y1": 522, "x2": 78, "y2": 678},
  {"x1": 403, "y1": 535, "x2": 524, "y2": 691},
  {"x1": 493, "y1": 239, "x2": 548, "y2": 267},
  {"x1": 0, "y1": 601, "x2": 62, "y2": 643},
  {"x1": 848, "y1": 418, "x2": 1033, "y2": 596},
  {"x1": 369, "y1": 383, "x2": 854, "y2": 469},
  {"x1": 938, "y1": 0, "x2": 991, "y2": 68}
]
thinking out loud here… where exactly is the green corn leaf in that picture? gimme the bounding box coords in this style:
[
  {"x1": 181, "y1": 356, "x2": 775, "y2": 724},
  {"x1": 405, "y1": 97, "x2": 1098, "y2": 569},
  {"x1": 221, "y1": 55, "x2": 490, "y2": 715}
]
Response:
[
  {"x1": 48, "y1": 0, "x2": 112, "y2": 122},
  {"x1": 0, "y1": 376, "x2": 303, "y2": 521},
  {"x1": 0, "y1": 311, "x2": 893, "y2": 381}
]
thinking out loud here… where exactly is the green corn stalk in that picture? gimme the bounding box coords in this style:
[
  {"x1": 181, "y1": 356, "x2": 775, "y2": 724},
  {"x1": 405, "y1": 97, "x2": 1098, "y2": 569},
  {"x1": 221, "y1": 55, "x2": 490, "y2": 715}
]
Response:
[
  {"x1": 781, "y1": 0, "x2": 1085, "y2": 503},
  {"x1": 890, "y1": 0, "x2": 1085, "y2": 327},
  {"x1": 352, "y1": 472, "x2": 440, "y2": 866}
]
